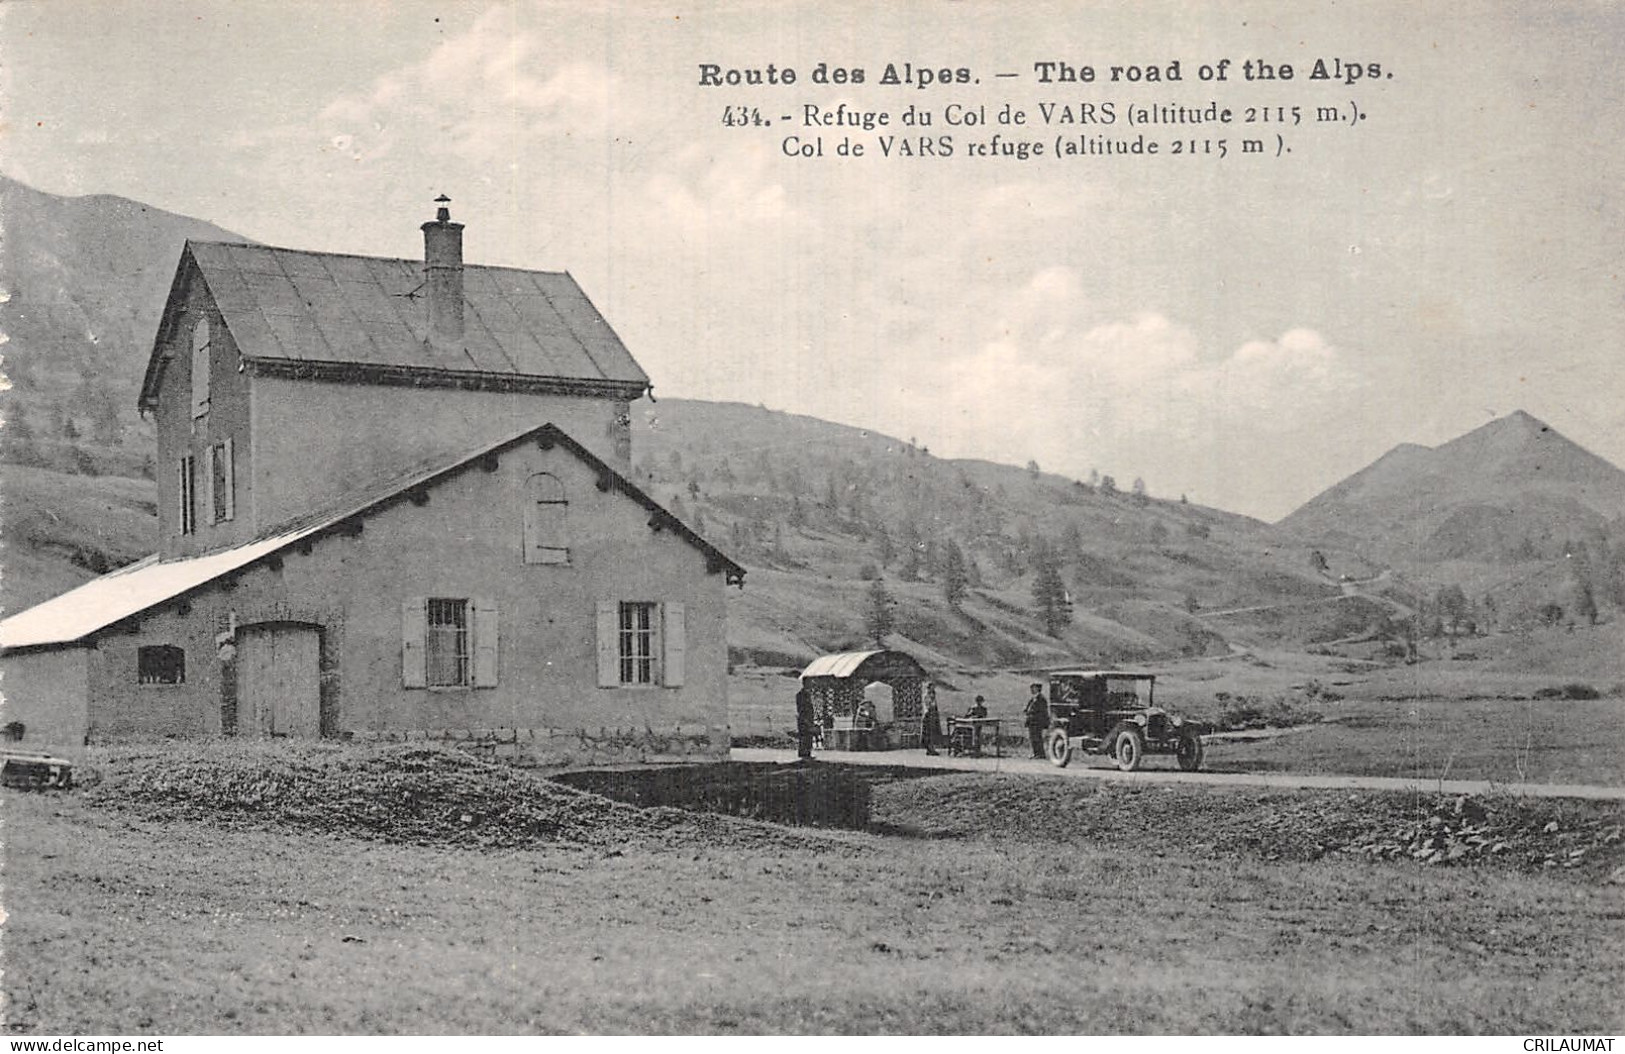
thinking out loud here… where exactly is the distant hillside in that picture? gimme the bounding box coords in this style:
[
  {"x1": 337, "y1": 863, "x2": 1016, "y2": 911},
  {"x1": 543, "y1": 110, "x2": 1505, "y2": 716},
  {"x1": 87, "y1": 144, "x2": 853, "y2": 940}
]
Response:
[
  {"x1": 0, "y1": 174, "x2": 247, "y2": 479},
  {"x1": 1279, "y1": 411, "x2": 1625, "y2": 625},
  {"x1": 626, "y1": 399, "x2": 1359, "y2": 666},
  {"x1": 0, "y1": 176, "x2": 1376, "y2": 665}
]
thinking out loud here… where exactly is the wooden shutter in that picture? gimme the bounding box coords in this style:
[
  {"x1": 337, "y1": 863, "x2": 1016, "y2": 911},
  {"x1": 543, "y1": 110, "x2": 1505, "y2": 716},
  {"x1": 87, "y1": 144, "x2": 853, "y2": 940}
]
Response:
[
  {"x1": 202, "y1": 446, "x2": 216, "y2": 525},
  {"x1": 222, "y1": 438, "x2": 236, "y2": 521},
  {"x1": 472, "y1": 598, "x2": 499, "y2": 687},
  {"x1": 522, "y1": 492, "x2": 540, "y2": 564},
  {"x1": 191, "y1": 321, "x2": 210, "y2": 418},
  {"x1": 663, "y1": 602, "x2": 685, "y2": 688},
  {"x1": 177, "y1": 459, "x2": 189, "y2": 534},
  {"x1": 401, "y1": 597, "x2": 428, "y2": 688},
  {"x1": 596, "y1": 601, "x2": 619, "y2": 688}
]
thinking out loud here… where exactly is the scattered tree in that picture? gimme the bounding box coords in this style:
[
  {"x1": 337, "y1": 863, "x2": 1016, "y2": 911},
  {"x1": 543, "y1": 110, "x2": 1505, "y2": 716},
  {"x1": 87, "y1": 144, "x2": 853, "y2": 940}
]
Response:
[
  {"x1": 875, "y1": 525, "x2": 895, "y2": 567},
  {"x1": 1435, "y1": 584, "x2": 1471, "y2": 636},
  {"x1": 942, "y1": 542, "x2": 969, "y2": 609},
  {"x1": 864, "y1": 578, "x2": 896, "y2": 647},
  {"x1": 1031, "y1": 544, "x2": 1071, "y2": 636},
  {"x1": 1576, "y1": 584, "x2": 1599, "y2": 626}
]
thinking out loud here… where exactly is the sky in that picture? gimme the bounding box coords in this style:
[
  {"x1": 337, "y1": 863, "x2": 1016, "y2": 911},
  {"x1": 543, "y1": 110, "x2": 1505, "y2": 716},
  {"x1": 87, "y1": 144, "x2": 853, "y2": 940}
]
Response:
[{"x1": 2, "y1": 0, "x2": 1621, "y2": 520}]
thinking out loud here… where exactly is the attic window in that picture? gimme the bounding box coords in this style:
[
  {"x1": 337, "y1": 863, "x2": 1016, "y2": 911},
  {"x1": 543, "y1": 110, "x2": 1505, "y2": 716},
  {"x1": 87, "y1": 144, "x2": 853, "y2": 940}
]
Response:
[
  {"x1": 191, "y1": 318, "x2": 212, "y2": 418},
  {"x1": 523, "y1": 473, "x2": 568, "y2": 564},
  {"x1": 138, "y1": 645, "x2": 186, "y2": 686}
]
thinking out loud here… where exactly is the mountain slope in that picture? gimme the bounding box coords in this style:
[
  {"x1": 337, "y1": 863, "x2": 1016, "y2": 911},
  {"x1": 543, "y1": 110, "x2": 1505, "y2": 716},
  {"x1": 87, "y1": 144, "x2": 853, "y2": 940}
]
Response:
[
  {"x1": 1279, "y1": 411, "x2": 1625, "y2": 621},
  {"x1": 1281, "y1": 412, "x2": 1625, "y2": 557}
]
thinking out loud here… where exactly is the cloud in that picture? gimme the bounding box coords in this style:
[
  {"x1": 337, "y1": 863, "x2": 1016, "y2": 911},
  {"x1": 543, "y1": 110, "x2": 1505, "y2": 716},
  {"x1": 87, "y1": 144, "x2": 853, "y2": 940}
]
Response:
[{"x1": 860, "y1": 257, "x2": 1365, "y2": 512}]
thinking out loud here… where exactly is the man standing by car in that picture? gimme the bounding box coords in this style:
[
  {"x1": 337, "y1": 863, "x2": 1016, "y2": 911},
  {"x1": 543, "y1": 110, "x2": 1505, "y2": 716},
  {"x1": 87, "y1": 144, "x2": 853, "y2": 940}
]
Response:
[{"x1": 1024, "y1": 682, "x2": 1050, "y2": 759}]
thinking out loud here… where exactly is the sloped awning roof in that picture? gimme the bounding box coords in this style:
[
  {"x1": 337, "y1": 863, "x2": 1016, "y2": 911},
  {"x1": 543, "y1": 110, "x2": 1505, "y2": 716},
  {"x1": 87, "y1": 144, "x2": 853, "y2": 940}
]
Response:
[
  {"x1": 2, "y1": 423, "x2": 744, "y2": 651},
  {"x1": 140, "y1": 240, "x2": 650, "y2": 410},
  {"x1": 800, "y1": 650, "x2": 929, "y2": 682}
]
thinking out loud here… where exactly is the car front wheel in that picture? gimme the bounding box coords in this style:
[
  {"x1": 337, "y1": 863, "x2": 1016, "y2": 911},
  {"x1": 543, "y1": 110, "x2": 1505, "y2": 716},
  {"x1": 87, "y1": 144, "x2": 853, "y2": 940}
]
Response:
[
  {"x1": 1045, "y1": 728, "x2": 1072, "y2": 768},
  {"x1": 1112, "y1": 725, "x2": 1145, "y2": 772}
]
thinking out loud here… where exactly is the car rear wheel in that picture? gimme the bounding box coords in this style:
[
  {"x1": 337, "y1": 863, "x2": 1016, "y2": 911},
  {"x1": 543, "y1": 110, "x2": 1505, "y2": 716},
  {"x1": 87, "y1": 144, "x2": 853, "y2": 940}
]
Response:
[
  {"x1": 1045, "y1": 728, "x2": 1072, "y2": 767},
  {"x1": 1176, "y1": 729, "x2": 1205, "y2": 772},
  {"x1": 1112, "y1": 724, "x2": 1145, "y2": 772}
]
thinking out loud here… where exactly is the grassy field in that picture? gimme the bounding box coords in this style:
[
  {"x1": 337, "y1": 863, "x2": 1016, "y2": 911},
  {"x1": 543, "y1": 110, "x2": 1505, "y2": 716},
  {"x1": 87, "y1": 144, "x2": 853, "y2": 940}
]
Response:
[{"x1": 3, "y1": 748, "x2": 1622, "y2": 1035}]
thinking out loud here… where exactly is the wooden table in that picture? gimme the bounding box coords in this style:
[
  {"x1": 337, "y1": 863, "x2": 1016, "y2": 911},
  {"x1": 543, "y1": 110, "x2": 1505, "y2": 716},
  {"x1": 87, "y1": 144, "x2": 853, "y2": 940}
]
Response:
[{"x1": 947, "y1": 717, "x2": 1002, "y2": 758}]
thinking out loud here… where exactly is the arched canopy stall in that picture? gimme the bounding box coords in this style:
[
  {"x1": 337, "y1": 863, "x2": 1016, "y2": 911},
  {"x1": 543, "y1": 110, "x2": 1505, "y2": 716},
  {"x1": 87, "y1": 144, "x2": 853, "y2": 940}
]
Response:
[{"x1": 799, "y1": 649, "x2": 930, "y2": 751}]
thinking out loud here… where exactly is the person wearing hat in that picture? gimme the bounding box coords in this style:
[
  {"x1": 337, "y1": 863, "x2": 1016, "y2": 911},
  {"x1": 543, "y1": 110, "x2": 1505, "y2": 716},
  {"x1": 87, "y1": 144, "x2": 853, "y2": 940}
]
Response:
[
  {"x1": 1023, "y1": 682, "x2": 1050, "y2": 759},
  {"x1": 964, "y1": 695, "x2": 989, "y2": 754}
]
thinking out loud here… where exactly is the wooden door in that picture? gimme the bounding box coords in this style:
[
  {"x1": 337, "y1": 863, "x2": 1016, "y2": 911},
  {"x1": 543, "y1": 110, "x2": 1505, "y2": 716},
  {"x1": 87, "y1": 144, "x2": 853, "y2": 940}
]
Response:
[{"x1": 238, "y1": 624, "x2": 321, "y2": 737}]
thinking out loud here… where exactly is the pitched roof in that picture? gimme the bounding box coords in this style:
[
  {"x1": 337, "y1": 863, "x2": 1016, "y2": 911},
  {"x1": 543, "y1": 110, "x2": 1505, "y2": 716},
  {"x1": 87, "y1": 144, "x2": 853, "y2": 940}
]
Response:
[
  {"x1": 139, "y1": 241, "x2": 649, "y2": 409},
  {"x1": 800, "y1": 650, "x2": 929, "y2": 681},
  {"x1": 1, "y1": 423, "x2": 744, "y2": 651}
]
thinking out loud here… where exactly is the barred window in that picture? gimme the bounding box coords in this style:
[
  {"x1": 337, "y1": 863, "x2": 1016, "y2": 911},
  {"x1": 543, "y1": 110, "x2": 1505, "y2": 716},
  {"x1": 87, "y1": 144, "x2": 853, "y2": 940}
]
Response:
[
  {"x1": 618, "y1": 602, "x2": 659, "y2": 685},
  {"x1": 425, "y1": 598, "x2": 470, "y2": 687}
]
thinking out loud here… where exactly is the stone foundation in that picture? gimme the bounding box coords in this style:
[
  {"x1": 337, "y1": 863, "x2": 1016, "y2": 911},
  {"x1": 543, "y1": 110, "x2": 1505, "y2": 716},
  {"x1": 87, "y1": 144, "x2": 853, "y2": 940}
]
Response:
[{"x1": 346, "y1": 723, "x2": 726, "y2": 768}]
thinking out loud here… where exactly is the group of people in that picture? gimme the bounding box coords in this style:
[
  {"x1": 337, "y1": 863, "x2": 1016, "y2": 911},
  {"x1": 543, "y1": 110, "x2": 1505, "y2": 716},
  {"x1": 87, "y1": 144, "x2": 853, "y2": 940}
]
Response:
[
  {"x1": 920, "y1": 682, "x2": 1051, "y2": 758},
  {"x1": 793, "y1": 680, "x2": 1054, "y2": 760}
]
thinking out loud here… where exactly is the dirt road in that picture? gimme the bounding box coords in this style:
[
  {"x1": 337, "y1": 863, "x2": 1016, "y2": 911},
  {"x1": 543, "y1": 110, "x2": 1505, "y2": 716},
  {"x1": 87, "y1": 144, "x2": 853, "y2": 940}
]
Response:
[{"x1": 729, "y1": 746, "x2": 1625, "y2": 800}]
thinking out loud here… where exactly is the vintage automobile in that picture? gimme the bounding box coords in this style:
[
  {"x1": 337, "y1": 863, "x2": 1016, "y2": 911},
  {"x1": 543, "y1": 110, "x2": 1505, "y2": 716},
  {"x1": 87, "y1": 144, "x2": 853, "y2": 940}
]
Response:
[{"x1": 1043, "y1": 670, "x2": 1205, "y2": 771}]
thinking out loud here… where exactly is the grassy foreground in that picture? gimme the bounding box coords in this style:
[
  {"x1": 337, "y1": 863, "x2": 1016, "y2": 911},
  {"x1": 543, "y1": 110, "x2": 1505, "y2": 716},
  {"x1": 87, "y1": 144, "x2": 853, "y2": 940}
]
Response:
[{"x1": 2, "y1": 747, "x2": 1622, "y2": 1034}]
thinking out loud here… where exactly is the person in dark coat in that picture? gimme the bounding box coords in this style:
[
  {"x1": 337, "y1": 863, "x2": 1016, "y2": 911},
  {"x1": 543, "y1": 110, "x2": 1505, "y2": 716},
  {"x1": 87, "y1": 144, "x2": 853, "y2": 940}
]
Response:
[
  {"x1": 795, "y1": 686, "x2": 816, "y2": 759},
  {"x1": 921, "y1": 685, "x2": 941, "y2": 755},
  {"x1": 1024, "y1": 682, "x2": 1050, "y2": 759}
]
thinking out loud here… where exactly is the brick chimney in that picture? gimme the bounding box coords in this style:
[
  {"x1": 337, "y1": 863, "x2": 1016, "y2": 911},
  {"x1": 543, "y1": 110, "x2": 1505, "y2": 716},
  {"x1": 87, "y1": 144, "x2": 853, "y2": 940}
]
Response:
[{"x1": 421, "y1": 194, "x2": 465, "y2": 344}]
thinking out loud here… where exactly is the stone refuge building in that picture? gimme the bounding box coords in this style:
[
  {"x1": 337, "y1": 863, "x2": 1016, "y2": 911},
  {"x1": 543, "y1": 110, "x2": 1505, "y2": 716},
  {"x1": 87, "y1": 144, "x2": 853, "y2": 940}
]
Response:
[{"x1": 0, "y1": 200, "x2": 744, "y2": 764}]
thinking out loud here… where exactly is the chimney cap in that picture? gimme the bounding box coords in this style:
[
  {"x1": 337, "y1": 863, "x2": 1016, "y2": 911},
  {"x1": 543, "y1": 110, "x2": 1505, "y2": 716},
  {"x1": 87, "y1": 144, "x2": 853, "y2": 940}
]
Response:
[{"x1": 433, "y1": 194, "x2": 452, "y2": 223}]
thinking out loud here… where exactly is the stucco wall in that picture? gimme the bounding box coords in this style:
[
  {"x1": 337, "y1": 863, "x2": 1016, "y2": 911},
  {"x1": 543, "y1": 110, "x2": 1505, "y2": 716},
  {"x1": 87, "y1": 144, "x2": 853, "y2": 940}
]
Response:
[
  {"x1": 152, "y1": 271, "x2": 254, "y2": 559},
  {"x1": 249, "y1": 377, "x2": 631, "y2": 531},
  {"x1": 1, "y1": 647, "x2": 91, "y2": 757},
  {"x1": 86, "y1": 604, "x2": 230, "y2": 742},
  {"x1": 75, "y1": 433, "x2": 729, "y2": 761}
]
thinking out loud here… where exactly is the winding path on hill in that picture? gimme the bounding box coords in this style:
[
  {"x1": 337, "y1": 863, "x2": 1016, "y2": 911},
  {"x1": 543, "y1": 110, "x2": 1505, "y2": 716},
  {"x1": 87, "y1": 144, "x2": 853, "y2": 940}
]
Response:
[{"x1": 729, "y1": 747, "x2": 1625, "y2": 801}]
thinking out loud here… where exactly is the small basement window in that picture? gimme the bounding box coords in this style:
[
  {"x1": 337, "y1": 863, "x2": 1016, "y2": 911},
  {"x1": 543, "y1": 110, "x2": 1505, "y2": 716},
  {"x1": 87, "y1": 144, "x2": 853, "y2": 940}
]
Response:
[{"x1": 138, "y1": 645, "x2": 186, "y2": 685}]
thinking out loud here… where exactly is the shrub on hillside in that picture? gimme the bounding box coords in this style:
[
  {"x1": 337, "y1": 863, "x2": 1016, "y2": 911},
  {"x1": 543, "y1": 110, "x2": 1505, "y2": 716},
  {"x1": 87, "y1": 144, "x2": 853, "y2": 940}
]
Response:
[
  {"x1": 1211, "y1": 692, "x2": 1324, "y2": 731},
  {"x1": 1533, "y1": 683, "x2": 1602, "y2": 701}
]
